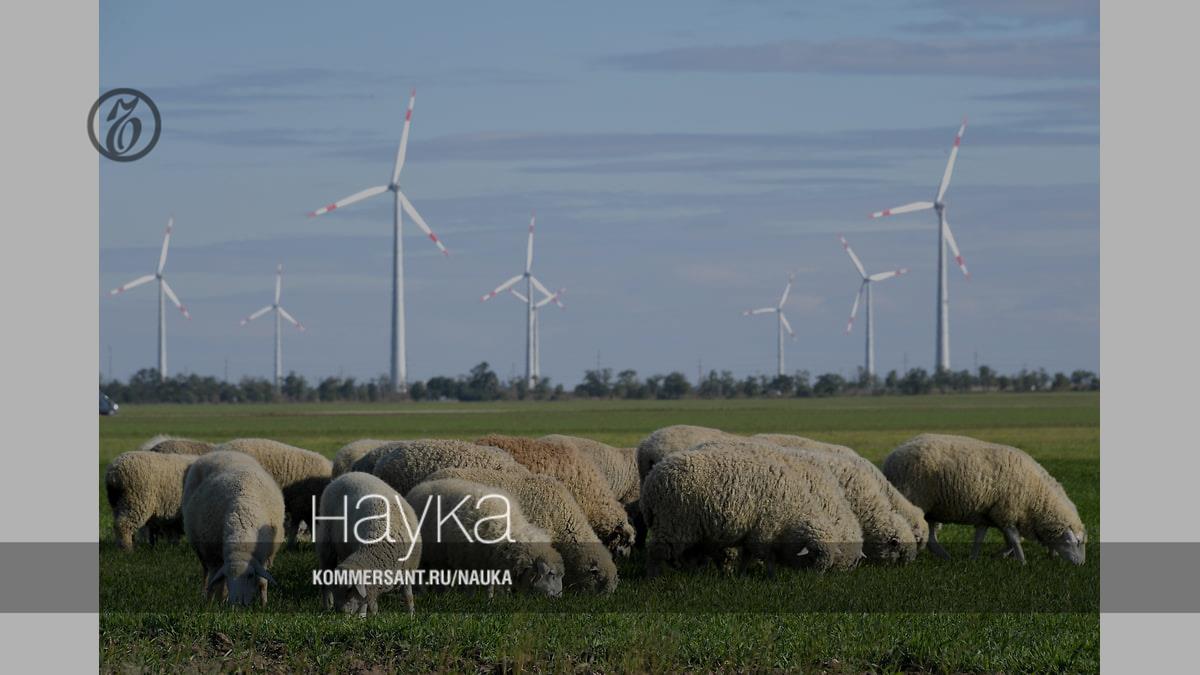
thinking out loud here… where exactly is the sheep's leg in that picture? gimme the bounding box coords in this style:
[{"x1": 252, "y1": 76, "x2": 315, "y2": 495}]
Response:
[
  {"x1": 970, "y1": 526, "x2": 988, "y2": 560},
  {"x1": 1000, "y1": 527, "x2": 1026, "y2": 564},
  {"x1": 926, "y1": 522, "x2": 951, "y2": 560},
  {"x1": 404, "y1": 584, "x2": 415, "y2": 615}
]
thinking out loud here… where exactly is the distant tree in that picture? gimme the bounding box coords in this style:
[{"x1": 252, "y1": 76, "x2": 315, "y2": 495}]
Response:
[
  {"x1": 740, "y1": 375, "x2": 762, "y2": 398},
  {"x1": 899, "y1": 368, "x2": 932, "y2": 395},
  {"x1": 281, "y1": 372, "x2": 309, "y2": 401},
  {"x1": 884, "y1": 369, "x2": 899, "y2": 393},
  {"x1": 532, "y1": 377, "x2": 552, "y2": 400},
  {"x1": 425, "y1": 376, "x2": 459, "y2": 400},
  {"x1": 1051, "y1": 372, "x2": 1072, "y2": 391},
  {"x1": 613, "y1": 369, "x2": 643, "y2": 399},
  {"x1": 659, "y1": 372, "x2": 692, "y2": 399},
  {"x1": 767, "y1": 374, "x2": 794, "y2": 397},
  {"x1": 408, "y1": 380, "x2": 427, "y2": 401},
  {"x1": 813, "y1": 372, "x2": 846, "y2": 397},
  {"x1": 575, "y1": 368, "x2": 613, "y2": 398},
  {"x1": 977, "y1": 365, "x2": 996, "y2": 391},
  {"x1": 461, "y1": 362, "x2": 502, "y2": 401}
]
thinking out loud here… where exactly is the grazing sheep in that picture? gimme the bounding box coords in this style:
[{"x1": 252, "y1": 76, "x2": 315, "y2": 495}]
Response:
[
  {"x1": 883, "y1": 433, "x2": 1087, "y2": 564},
  {"x1": 371, "y1": 439, "x2": 527, "y2": 496},
  {"x1": 406, "y1": 478, "x2": 564, "y2": 597},
  {"x1": 694, "y1": 438, "x2": 917, "y2": 562},
  {"x1": 104, "y1": 451, "x2": 197, "y2": 550},
  {"x1": 425, "y1": 467, "x2": 618, "y2": 594},
  {"x1": 477, "y1": 434, "x2": 636, "y2": 558},
  {"x1": 315, "y1": 472, "x2": 422, "y2": 616},
  {"x1": 540, "y1": 435, "x2": 640, "y2": 505},
  {"x1": 213, "y1": 438, "x2": 333, "y2": 547},
  {"x1": 140, "y1": 435, "x2": 215, "y2": 455},
  {"x1": 752, "y1": 433, "x2": 860, "y2": 458},
  {"x1": 181, "y1": 456, "x2": 285, "y2": 606},
  {"x1": 332, "y1": 439, "x2": 394, "y2": 477},
  {"x1": 636, "y1": 425, "x2": 741, "y2": 484},
  {"x1": 642, "y1": 447, "x2": 863, "y2": 575}
]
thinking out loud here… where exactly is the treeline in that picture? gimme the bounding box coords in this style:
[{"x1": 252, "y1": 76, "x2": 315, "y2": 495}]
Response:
[{"x1": 101, "y1": 363, "x2": 1098, "y2": 405}]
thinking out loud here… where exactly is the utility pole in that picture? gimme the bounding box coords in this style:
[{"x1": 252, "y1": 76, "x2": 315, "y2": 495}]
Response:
[{"x1": 107, "y1": 345, "x2": 113, "y2": 382}]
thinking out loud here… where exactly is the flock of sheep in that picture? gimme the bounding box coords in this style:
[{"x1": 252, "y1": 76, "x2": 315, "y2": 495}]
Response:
[{"x1": 104, "y1": 427, "x2": 1087, "y2": 615}]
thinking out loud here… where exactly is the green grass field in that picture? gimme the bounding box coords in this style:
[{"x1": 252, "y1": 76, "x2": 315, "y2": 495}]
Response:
[{"x1": 99, "y1": 393, "x2": 1099, "y2": 673}]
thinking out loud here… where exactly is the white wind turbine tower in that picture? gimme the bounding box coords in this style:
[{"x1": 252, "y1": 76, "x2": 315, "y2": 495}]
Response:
[
  {"x1": 240, "y1": 264, "x2": 306, "y2": 390},
  {"x1": 743, "y1": 273, "x2": 797, "y2": 377},
  {"x1": 480, "y1": 214, "x2": 562, "y2": 388},
  {"x1": 871, "y1": 119, "x2": 971, "y2": 371},
  {"x1": 108, "y1": 217, "x2": 190, "y2": 381},
  {"x1": 840, "y1": 236, "x2": 908, "y2": 380},
  {"x1": 508, "y1": 286, "x2": 565, "y2": 381},
  {"x1": 307, "y1": 89, "x2": 448, "y2": 393}
]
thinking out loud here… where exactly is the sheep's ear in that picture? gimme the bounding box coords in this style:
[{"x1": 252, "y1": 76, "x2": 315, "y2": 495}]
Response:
[
  {"x1": 205, "y1": 565, "x2": 227, "y2": 594},
  {"x1": 355, "y1": 583, "x2": 368, "y2": 598},
  {"x1": 534, "y1": 559, "x2": 551, "y2": 578},
  {"x1": 1065, "y1": 531, "x2": 1079, "y2": 544},
  {"x1": 796, "y1": 547, "x2": 810, "y2": 557},
  {"x1": 254, "y1": 562, "x2": 277, "y2": 586}
]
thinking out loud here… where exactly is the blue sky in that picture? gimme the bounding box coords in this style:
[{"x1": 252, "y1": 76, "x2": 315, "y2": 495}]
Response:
[{"x1": 99, "y1": 0, "x2": 1098, "y2": 384}]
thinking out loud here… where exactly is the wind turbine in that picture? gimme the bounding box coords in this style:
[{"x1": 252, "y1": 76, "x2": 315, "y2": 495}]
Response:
[
  {"x1": 743, "y1": 273, "x2": 797, "y2": 377},
  {"x1": 509, "y1": 286, "x2": 565, "y2": 381},
  {"x1": 240, "y1": 264, "x2": 305, "y2": 390},
  {"x1": 108, "y1": 217, "x2": 190, "y2": 381},
  {"x1": 307, "y1": 89, "x2": 448, "y2": 393},
  {"x1": 480, "y1": 213, "x2": 562, "y2": 388},
  {"x1": 870, "y1": 119, "x2": 971, "y2": 371},
  {"x1": 840, "y1": 236, "x2": 907, "y2": 380}
]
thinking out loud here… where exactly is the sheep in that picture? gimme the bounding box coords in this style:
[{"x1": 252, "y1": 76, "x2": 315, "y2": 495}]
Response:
[
  {"x1": 636, "y1": 424, "x2": 741, "y2": 483},
  {"x1": 315, "y1": 472, "x2": 422, "y2": 616},
  {"x1": 104, "y1": 451, "x2": 197, "y2": 550},
  {"x1": 641, "y1": 447, "x2": 863, "y2": 576},
  {"x1": 694, "y1": 438, "x2": 918, "y2": 562},
  {"x1": 332, "y1": 439, "x2": 394, "y2": 477},
  {"x1": 140, "y1": 434, "x2": 215, "y2": 456},
  {"x1": 882, "y1": 433, "x2": 1087, "y2": 564},
  {"x1": 371, "y1": 439, "x2": 528, "y2": 496},
  {"x1": 755, "y1": 434, "x2": 930, "y2": 552},
  {"x1": 181, "y1": 454, "x2": 285, "y2": 606},
  {"x1": 212, "y1": 438, "x2": 333, "y2": 547},
  {"x1": 477, "y1": 434, "x2": 636, "y2": 558},
  {"x1": 405, "y1": 478, "x2": 565, "y2": 598},
  {"x1": 540, "y1": 435, "x2": 640, "y2": 505},
  {"x1": 425, "y1": 467, "x2": 618, "y2": 594}
]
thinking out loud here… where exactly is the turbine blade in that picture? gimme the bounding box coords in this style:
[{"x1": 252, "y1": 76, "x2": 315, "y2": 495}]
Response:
[
  {"x1": 779, "y1": 273, "x2": 794, "y2": 308},
  {"x1": 937, "y1": 118, "x2": 967, "y2": 203},
  {"x1": 839, "y1": 236, "x2": 867, "y2": 277},
  {"x1": 308, "y1": 185, "x2": 389, "y2": 217},
  {"x1": 871, "y1": 201, "x2": 934, "y2": 219},
  {"x1": 398, "y1": 191, "x2": 449, "y2": 255},
  {"x1": 536, "y1": 288, "x2": 565, "y2": 309},
  {"x1": 275, "y1": 264, "x2": 283, "y2": 304},
  {"x1": 109, "y1": 274, "x2": 155, "y2": 296},
  {"x1": 868, "y1": 268, "x2": 908, "y2": 282},
  {"x1": 160, "y1": 280, "x2": 190, "y2": 319},
  {"x1": 779, "y1": 312, "x2": 795, "y2": 338},
  {"x1": 482, "y1": 274, "x2": 524, "y2": 302},
  {"x1": 743, "y1": 307, "x2": 777, "y2": 316},
  {"x1": 240, "y1": 305, "x2": 273, "y2": 325},
  {"x1": 391, "y1": 89, "x2": 416, "y2": 185},
  {"x1": 845, "y1": 284, "x2": 864, "y2": 334},
  {"x1": 529, "y1": 275, "x2": 553, "y2": 299},
  {"x1": 943, "y1": 218, "x2": 970, "y2": 278},
  {"x1": 525, "y1": 213, "x2": 535, "y2": 274},
  {"x1": 509, "y1": 288, "x2": 530, "y2": 304},
  {"x1": 278, "y1": 307, "x2": 305, "y2": 331},
  {"x1": 157, "y1": 217, "x2": 173, "y2": 274}
]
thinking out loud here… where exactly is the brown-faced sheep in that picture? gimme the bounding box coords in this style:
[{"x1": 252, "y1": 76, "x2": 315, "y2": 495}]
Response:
[
  {"x1": 406, "y1": 478, "x2": 564, "y2": 597},
  {"x1": 315, "y1": 472, "x2": 422, "y2": 616},
  {"x1": 883, "y1": 433, "x2": 1086, "y2": 564},
  {"x1": 212, "y1": 438, "x2": 333, "y2": 547},
  {"x1": 425, "y1": 467, "x2": 618, "y2": 594},
  {"x1": 477, "y1": 434, "x2": 636, "y2": 558},
  {"x1": 182, "y1": 454, "x2": 285, "y2": 606},
  {"x1": 641, "y1": 447, "x2": 863, "y2": 575},
  {"x1": 105, "y1": 451, "x2": 197, "y2": 550}
]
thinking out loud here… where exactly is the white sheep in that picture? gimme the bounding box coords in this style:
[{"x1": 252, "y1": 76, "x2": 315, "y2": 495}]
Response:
[
  {"x1": 425, "y1": 467, "x2": 618, "y2": 594},
  {"x1": 371, "y1": 439, "x2": 527, "y2": 496},
  {"x1": 315, "y1": 472, "x2": 422, "y2": 616},
  {"x1": 882, "y1": 433, "x2": 1087, "y2": 564},
  {"x1": 182, "y1": 452, "x2": 285, "y2": 605},
  {"x1": 140, "y1": 434, "x2": 215, "y2": 455},
  {"x1": 751, "y1": 433, "x2": 860, "y2": 458},
  {"x1": 641, "y1": 447, "x2": 863, "y2": 575},
  {"x1": 405, "y1": 478, "x2": 565, "y2": 597},
  {"x1": 213, "y1": 438, "x2": 333, "y2": 547},
  {"x1": 104, "y1": 451, "x2": 197, "y2": 550},
  {"x1": 332, "y1": 439, "x2": 394, "y2": 477},
  {"x1": 635, "y1": 424, "x2": 738, "y2": 484}
]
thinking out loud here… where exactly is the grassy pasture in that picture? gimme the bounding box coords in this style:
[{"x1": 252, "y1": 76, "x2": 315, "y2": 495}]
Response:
[{"x1": 99, "y1": 393, "x2": 1099, "y2": 673}]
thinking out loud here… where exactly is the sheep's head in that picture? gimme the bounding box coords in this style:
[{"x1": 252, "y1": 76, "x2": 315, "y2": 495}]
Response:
[
  {"x1": 207, "y1": 558, "x2": 276, "y2": 606},
  {"x1": 328, "y1": 582, "x2": 376, "y2": 618},
  {"x1": 1046, "y1": 528, "x2": 1087, "y2": 565},
  {"x1": 517, "y1": 557, "x2": 563, "y2": 598},
  {"x1": 602, "y1": 521, "x2": 636, "y2": 558},
  {"x1": 569, "y1": 546, "x2": 619, "y2": 594}
]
